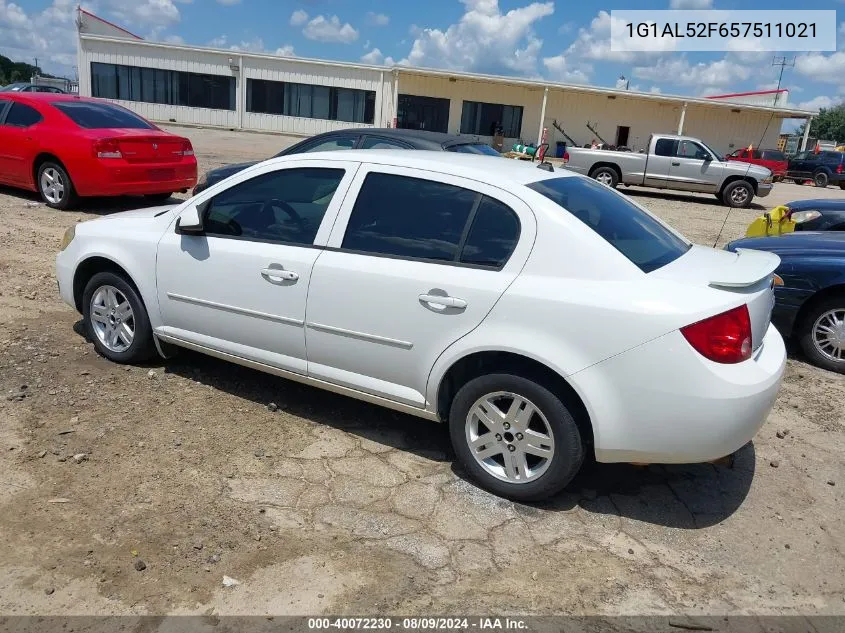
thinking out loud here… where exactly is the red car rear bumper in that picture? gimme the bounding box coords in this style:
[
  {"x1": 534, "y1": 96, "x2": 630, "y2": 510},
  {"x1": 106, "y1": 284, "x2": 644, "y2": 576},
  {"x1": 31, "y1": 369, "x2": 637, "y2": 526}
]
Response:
[{"x1": 73, "y1": 161, "x2": 198, "y2": 196}]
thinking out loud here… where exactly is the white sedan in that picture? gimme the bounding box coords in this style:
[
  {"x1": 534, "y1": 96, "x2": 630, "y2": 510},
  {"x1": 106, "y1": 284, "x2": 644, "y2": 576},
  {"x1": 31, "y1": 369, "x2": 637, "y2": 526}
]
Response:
[{"x1": 56, "y1": 150, "x2": 786, "y2": 501}]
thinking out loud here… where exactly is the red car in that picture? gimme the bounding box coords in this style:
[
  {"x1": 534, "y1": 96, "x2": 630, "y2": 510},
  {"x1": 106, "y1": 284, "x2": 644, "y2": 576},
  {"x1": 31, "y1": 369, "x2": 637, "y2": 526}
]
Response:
[
  {"x1": 0, "y1": 93, "x2": 196, "y2": 209},
  {"x1": 724, "y1": 147, "x2": 788, "y2": 181}
]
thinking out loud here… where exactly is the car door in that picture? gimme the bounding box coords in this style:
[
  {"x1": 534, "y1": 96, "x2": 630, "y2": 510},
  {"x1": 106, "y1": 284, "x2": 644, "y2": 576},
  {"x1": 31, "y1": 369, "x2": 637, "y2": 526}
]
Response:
[
  {"x1": 788, "y1": 151, "x2": 809, "y2": 179},
  {"x1": 643, "y1": 137, "x2": 676, "y2": 186},
  {"x1": 667, "y1": 139, "x2": 722, "y2": 192},
  {"x1": 155, "y1": 159, "x2": 359, "y2": 374},
  {"x1": 0, "y1": 100, "x2": 43, "y2": 186},
  {"x1": 304, "y1": 165, "x2": 535, "y2": 408}
]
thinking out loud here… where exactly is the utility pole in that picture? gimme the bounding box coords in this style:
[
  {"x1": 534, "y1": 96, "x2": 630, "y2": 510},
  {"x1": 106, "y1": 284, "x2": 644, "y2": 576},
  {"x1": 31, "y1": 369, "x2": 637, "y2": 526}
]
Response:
[{"x1": 771, "y1": 56, "x2": 794, "y2": 106}]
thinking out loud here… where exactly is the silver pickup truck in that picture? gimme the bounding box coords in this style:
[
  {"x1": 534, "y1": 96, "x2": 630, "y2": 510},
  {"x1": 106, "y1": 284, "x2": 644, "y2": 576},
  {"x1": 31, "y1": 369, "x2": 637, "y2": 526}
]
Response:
[{"x1": 563, "y1": 134, "x2": 773, "y2": 208}]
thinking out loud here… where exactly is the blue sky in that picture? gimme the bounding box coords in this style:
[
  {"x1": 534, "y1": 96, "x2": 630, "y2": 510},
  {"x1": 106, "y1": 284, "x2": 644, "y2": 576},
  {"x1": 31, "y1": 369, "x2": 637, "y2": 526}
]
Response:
[{"x1": 2, "y1": 0, "x2": 843, "y2": 126}]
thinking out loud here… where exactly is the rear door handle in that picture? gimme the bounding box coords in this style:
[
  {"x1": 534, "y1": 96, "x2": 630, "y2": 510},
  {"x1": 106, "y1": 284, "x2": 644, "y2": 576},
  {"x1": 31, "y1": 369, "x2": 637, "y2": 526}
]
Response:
[
  {"x1": 671, "y1": 161, "x2": 680, "y2": 166},
  {"x1": 261, "y1": 267, "x2": 299, "y2": 282},
  {"x1": 419, "y1": 294, "x2": 467, "y2": 309}
]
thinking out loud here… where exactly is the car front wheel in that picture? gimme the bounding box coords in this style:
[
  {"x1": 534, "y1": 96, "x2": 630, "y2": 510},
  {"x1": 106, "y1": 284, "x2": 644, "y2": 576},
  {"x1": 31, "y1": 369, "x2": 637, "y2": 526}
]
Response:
[
  {"x1": 449, "y1": 373, "x2": 584, "y2": 501},
  {"x1": 722, "y1": 180, "x2": 754, "y2": 208},
  {"x1": 82, "y1": 272, "x2": 156, "y2": 364},
  {"x1": 799, "y1": 295, "x2": 845, "y2": 374}
]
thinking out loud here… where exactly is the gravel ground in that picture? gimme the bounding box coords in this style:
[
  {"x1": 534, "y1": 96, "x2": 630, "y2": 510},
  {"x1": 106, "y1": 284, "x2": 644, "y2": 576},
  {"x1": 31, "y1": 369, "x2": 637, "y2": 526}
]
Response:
[{"x1": 0, "y1": 125, "x2": 843, "y2": 617}]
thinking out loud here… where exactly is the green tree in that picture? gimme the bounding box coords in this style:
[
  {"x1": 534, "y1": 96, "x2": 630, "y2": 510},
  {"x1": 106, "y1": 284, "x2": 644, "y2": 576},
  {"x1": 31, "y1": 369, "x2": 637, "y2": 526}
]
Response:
[{"x1": 796, "y1": 104, "x2": 845, "y2": 142}]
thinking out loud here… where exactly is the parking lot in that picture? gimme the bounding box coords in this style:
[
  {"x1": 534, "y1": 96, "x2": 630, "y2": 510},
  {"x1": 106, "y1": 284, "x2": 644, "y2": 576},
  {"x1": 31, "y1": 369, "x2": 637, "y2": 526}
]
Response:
[{"x1": 0, "y1": 125, "x2": 843, "y2": 617}]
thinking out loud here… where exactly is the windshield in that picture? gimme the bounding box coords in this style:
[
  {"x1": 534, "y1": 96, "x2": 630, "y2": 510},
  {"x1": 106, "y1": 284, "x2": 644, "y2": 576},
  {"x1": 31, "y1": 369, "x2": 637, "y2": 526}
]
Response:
[
  {"x1": 446, "y1": 143, "x2": 500, "y2": 156},
  {"x1": 528, "y1": 176, "x2": 691, "y2": 273},
  {"x1": 52, "y1": 101, "x2": 154, "y2": 129}
]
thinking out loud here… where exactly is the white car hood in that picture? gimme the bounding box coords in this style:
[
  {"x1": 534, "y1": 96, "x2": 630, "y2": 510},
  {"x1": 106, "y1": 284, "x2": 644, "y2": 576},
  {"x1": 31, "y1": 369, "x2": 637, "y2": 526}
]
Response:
[{"x1": 97, "y1": 205, "x2": 178, "y2": 220}]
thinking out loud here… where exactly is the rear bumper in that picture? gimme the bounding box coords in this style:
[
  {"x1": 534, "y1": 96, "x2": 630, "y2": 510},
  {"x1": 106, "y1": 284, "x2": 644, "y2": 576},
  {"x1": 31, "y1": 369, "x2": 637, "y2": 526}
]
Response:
[
  {"x1": 74, "y1": 161, "x2": 197, "y2": 197},
  {"x1": 569, "y1": 324, "x2": 786, "y2": 464}
]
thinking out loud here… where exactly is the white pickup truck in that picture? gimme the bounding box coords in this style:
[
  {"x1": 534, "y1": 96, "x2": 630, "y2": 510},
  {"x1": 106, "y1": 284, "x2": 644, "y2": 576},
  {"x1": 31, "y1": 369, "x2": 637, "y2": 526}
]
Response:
[{"x1": 563, "y1": 134, "x2": 773, "y2": 208}]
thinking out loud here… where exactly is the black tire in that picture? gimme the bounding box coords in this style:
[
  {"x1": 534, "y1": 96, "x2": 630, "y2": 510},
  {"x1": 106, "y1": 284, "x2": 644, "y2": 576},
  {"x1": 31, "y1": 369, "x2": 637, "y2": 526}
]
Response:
[
  {"x1": 589, "y1": 166, "x2": 619, "y2": 188},
  {"x1": 813, "y1": 171, "x2": 829, "y2": 188},
  {"x1": 448, "y1": 373, "x2": 585, "y2": 501},
  {"x1": 840, "y1": 183, "x2": 845, "y2": 191},
  {"x1": 722, "y1": 180, "x2": 754, "y2": 208},
  {"x1": 145, "y1": 192, "x2": 174, "y2": 202},
  {"x1": 82, "y1": 271, "x2": 156, "y2": 364},
  {"x1": 798, "y1": 295, "x2": 845, "y2": 375},
  {"x1": 793, "y1": 178, "x2": 804, "y2": 185},
  {"x1": 36, "y1": 160, "x2": 77, "y2": 210}
]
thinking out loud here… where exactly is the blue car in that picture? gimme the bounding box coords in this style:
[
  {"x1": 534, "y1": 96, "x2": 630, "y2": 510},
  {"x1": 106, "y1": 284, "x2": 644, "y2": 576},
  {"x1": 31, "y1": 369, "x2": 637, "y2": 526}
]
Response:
[
  {"x1": 726, "y1": 232, "x2": 845, "y2": 374},
  {"x1": 786, "y1": 199, "x2": 845, "y2": 232}
]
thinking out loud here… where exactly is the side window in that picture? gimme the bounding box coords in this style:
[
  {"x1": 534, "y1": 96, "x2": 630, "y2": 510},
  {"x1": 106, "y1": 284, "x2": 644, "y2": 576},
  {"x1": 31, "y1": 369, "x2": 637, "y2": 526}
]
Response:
[
  {"x1": 297, "y1": 136, "x2": 357, "y2": 153},
  {"x1": 676, "y1": 140, "x2": 708, "y2": 160},
  {"x1": 751, "y1": 150, "x2": 763, "y2": 159},
  {"x1": 203, "y1": 167, "x2": 345, "y2": 245},
  {"x1": 359, "y1": 136, "x2": 411, "y2": 150},
  {"x1": 728, "y1": 149, "x2": 742, "y2": 158},
  {"x1": 0, "y1": 99, "x2": 10, "y2": 122},
  {"x1": 3, "y1": 103, "x2": 42, "y2": 128},
  {"x1": 342, "y1": 173, "x2": 478, "y2": 262},
  {"x1": 654, "y1": 138, "x2": 677, "y2": 157},
  {"x1": 793, "y1": 152, "x2": 807, "y2": 160},
  {"x1": 460, "y1": 196, "x2": 520, "y2": 268}
]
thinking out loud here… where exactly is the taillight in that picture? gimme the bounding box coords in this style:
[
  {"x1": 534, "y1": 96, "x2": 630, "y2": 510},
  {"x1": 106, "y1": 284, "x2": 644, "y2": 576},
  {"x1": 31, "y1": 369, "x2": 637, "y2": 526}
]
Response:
[
  {"x1": 563, "y1": 151, "x2": 569, "y2": 164},
  {"x1": 93, "y1": 139, "x2": 122, "y2": 159},
  {"x1": 180, "y1": 139, "x2": 194, "y2": 157},
  {"x1": 681, "y1": 305, "x2": 752, "y2": 364},
  {"x1": 837, "y1": 164, "x2": 843, "y2": 174}
]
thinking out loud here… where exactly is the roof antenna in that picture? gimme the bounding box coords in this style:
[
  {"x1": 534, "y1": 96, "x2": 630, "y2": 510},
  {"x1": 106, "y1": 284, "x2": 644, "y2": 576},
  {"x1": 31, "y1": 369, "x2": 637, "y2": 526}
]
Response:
[{"x1": 534, "y1": 143, "x2": 554, "y2": 172}]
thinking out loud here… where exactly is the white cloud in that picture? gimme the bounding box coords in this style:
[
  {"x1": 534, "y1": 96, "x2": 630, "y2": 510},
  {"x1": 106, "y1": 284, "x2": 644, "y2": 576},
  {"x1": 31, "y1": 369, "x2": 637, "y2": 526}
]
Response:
[
  {"x1": 366, "y1": 12, "x2": 389, "y2": 27},
  {"x1": 649, "y1": 86, "x2": 662, "y2": 93},
  {"x1": 0, "y1": 0, "x2": 79, "y2": 76},
  {"x1": 669, "y1": 0, "x2": 713, "y2": 8},
  {"x1": 217, "y1": 0, "x2": 241, "y2": 4},
  {"x1": 401, "y1": 0, "x2": 554, "y2": 76},
  {"x1": 109, "y1": 0, "x2": 181, "y2": 29},
  {"x1": 302, "y1": 14, "x2": 359, "y2": 44},
  {"x1": 542, "y1": 55, "x2": 590, "y2": 83},
  {"x1": 560, "y1": 10, "x2": 669, "y2": 65},
  {"x1": 289, "y1": 9, "x2": 308, "y2": 27},
  {"x1": 206, "y1": 34, "x2": 294, "y2": 56},
  {"x1": 795, "y1": 52, "x2": 845, "y2": 85},
  {"x1": 633, "y1": 56, "x2": 752, "y2": 89},
  {"x1": 274, "y1": 44, "x2": 294, "y2": 57},
  {"x1": 162, "y1": 34, "x2": 184, "y2": 44},
  {"x1": 360, "y1": 47, "x2": 395, "y2": 66},
  {"x1": 796, "y1": 95, "x2": 841, "y2": 111}
]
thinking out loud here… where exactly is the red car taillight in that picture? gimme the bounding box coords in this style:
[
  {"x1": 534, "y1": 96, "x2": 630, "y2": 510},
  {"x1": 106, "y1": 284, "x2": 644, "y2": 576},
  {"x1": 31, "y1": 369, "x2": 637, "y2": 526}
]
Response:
[
  {"x1": 180, "y1": 139, "x2": 195, "y2": 157},
  {"x1": 93, "y1": 139, "x2": 122, "y2": 159},
  {"x1": 681, "y1": 305, "x2": 752, "y2": 364},
  {"x1": 563, "y1": 151, "x2": 569, "y2": 164}
]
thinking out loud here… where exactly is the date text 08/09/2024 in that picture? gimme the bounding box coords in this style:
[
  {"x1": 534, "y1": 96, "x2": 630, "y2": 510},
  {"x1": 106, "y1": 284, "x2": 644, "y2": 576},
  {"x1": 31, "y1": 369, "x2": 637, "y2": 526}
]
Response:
[
  {"x1": 626, "y1": 22, "x2": 817, "y2": 39},
  {"x1": 307, "y1": 617, "x2": 529, "y2": 631}
]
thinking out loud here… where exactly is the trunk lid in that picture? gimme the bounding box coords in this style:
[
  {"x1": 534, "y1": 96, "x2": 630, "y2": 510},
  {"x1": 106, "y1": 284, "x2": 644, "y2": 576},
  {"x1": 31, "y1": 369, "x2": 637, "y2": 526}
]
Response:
[
  {"x1": 651, "y1": 245, "x2": 780, "y2": 351},
  {"x1": 94, "y1": 129, "x2": 188, "y2": 164}
]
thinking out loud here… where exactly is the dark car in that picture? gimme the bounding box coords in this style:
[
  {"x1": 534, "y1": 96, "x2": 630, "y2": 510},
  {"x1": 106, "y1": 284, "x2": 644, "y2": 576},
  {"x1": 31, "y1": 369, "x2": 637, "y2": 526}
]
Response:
[
  {"x1": 193, "y1": 128, "x2": 500, "y2": 195},
  {"x1": 726, "y1": 232, "x2": 845, "y2": 374},
  {"x1": 786, "y1": 150, "x2": 845, "y2": 189},
  {"x1": 785, "y1": 199, "x2": 845, "y2": 232},
  {"x1": 0, "y1": 82, "x2": 66, "y2": 94}
]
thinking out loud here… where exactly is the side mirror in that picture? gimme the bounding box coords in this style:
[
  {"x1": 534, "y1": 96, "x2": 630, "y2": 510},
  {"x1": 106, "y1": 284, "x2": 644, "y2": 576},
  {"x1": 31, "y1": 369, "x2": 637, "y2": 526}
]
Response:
[
  {"x1": 703, "y1": 154, "x2": 713, "y2": 162},
  {"x1": 176, "y1": 203, "x2": 204, "y2": 234}
]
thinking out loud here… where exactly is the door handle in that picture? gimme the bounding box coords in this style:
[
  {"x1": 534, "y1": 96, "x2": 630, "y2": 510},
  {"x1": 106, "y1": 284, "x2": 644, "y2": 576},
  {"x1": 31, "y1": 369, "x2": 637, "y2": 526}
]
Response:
[
  {"x1": 419, "y1": 294, "x2": 467, "y2": 309},
  {"x1": 671, "y1": 161, "x2": 680, "y2": 166},
  {"x1": 261, "y1": 267, "x2": 299, "y2": 281}
]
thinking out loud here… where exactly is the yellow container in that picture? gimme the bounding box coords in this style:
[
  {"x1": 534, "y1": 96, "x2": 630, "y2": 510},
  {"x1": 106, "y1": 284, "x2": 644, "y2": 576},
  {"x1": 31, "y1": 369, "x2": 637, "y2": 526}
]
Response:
[{"x1": 745, "y1": 205, "x2": 796, "y2": 238}]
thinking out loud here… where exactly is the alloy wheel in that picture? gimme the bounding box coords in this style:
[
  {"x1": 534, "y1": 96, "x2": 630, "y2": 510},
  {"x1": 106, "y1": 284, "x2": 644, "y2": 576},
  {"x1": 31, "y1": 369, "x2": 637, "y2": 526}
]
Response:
[
  {"x1": 596, "y1": 171, "x2": 613, "y2": 186},
  {"x1": 465, "y1": 391, "x2": 555, "y2": 483},
  {"x1": 812, "y1": 308, "x2": 845, "y2": 363},
  {"x1": 89, "y1": 285, "x2": 135, "y2": 353},
  {"x1": 730, "y1": 186, "x2": 749, "y2": 205},
  {"x1": 40, "y1": 168, "x2": 65, "y2": 204}
]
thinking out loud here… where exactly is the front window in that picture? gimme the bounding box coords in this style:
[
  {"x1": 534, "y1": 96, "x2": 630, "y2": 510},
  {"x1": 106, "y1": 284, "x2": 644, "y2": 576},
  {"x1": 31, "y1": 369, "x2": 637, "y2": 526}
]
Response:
[
  {"x1": 446, "y1": 143, "x2": 500, "y2": 156},
  {"x1": 528, "y1": 176, "x2": 691, "y2": 273}
]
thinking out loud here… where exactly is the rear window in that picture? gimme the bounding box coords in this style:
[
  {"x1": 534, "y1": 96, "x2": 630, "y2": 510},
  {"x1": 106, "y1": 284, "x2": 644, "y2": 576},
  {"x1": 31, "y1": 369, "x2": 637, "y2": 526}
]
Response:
[
  {"x1": 528, "y1": 176, "x2": 691, "y2": 273},
  {"x1": 761, "y1": 150, "x2": 785, "y2": 161},
  {"x1": 446, "y1": 143, "x2": 500, "y2": 156},
  {"x1": 52, "y1": 101, "x2": 153, "y2": 129}
]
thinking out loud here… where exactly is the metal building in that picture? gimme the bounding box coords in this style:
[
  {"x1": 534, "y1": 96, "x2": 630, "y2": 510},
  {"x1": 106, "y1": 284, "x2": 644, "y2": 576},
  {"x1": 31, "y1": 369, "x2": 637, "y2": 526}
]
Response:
[{"x1": 77, "y1": 9, "x2": 817, "y2": 155}]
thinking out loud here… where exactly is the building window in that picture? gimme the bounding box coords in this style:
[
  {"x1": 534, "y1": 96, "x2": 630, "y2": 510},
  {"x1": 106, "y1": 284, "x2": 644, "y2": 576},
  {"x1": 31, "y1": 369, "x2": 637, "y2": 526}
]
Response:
[
  {"x1": 397, "y1": 94, "x2": 450, "y2": 133},
  {"x1": 460, "y1": 101, "x2": 523, "y2": 137},
  {"x1": 246, "y1": 78, "x2": 375, "y2": 124},
  {"x1": 90, "y1": 62, "x2": 235, "y2": 111}
]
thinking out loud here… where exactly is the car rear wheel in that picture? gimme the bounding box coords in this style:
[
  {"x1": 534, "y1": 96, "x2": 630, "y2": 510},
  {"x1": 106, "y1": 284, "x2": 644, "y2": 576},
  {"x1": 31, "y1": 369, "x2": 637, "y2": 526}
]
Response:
[
  {"x1": 448, "y1": 373, "x2": 584, "y2": 501},
  {"x1": 722, "y1": 180, "x2": 754, "y2": 208},
  {"x1": 145, "y1": 192, "x2": 174, "y2": 202},
  {"x1": 839, "y1": 183, "x2": 845, "y2": 191},
  {"x1": 814, "y1": 171, "x2": 829, "y2": 188},
  {"x1": 82, "y1": 272, "x2": 156, "y2": 364},
  {"x1": 793, "y1": 178, "x2": 805, "y2": 185},
  {"x1": 589, "y1": 166, "x2": 619, "y2": 188},
  {"x1": 798, "y1": 295, "x2": 845, "y2": 374},
  {"x1": 37, "y1": 161, "x2": 76, "y2": 210}
]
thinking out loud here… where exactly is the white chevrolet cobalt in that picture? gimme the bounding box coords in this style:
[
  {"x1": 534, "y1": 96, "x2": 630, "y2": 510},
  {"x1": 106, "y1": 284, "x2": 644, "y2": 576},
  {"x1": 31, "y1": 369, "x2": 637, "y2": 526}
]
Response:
[{"x1": 56, "y1": 151, "x2": 786, "y2": 500}]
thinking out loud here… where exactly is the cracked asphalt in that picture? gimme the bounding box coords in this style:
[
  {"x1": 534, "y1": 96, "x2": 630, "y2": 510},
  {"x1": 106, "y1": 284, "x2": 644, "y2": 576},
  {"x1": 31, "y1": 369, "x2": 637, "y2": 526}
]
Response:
[{"x1": 0, "y1": 126, "x2": 843, "y2": 617}]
